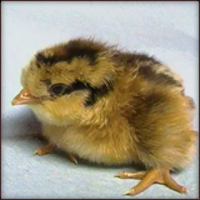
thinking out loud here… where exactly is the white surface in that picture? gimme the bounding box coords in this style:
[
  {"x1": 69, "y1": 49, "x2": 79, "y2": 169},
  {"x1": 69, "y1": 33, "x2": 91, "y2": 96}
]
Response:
[{"x1": 2, "y1": 1, "x2": 199, "y2": 199}]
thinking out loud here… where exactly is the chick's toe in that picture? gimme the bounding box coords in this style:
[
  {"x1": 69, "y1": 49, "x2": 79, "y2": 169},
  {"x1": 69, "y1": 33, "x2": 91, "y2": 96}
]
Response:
[
  {"x1": 116, "y1": 169, "x2": 187, "y2": 196},
  {"x1": 115, "y1": 171, "x2": 147, "y2": 179},
  {"x1": 34, "y1": 144, "x2": 54, "y2": 156}
]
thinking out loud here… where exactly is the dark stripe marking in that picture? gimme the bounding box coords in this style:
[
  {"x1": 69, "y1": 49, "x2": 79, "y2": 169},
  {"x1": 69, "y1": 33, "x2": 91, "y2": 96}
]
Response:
[
  {"x1": 49, "y1": 80, "x2": 114, "y2": 106},
  {"x1": 84, "y1": 81, "x2": 114, "y2": 106},
  {"x1": 138, "y1": 66, "x2": 182, "y2": 87},
  {"x1": 64, "y1": 41, "x2": 100, "y2": 65},
  {"x1": 36, "y1": 53, "x2": 62, "y2": 66},
  {"x1": 36, "y1": 41, "x2": 102, "y2": 66},
  {"x1": 112, "y1": 52, "x2": 161, "y2": 66}
]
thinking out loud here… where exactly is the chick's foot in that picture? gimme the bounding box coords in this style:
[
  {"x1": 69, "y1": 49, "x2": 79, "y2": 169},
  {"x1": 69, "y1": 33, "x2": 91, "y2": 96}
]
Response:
[
  {"x1": 115, "y1": 169, "x2": 187, "y2": 196},
  {"x1": 34, "y1": 144, "x2": 54, "y2": 156}
]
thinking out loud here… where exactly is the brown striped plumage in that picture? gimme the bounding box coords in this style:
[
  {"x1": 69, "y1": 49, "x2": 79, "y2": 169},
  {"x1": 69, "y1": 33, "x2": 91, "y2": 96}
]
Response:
[{"x1": 12, "y1": 38, "x2": 197, "y2": 196}]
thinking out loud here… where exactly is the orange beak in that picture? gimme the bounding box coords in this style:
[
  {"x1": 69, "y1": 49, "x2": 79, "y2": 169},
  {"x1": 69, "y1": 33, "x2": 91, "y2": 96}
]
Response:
[{"x1": 12, "y1": 87, "x2": 41, "y2": 106}]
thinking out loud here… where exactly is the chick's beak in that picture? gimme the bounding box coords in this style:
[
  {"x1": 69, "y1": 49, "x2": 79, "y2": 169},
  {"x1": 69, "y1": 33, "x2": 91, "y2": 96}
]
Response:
[{"x1": 12, "y1": 87, "x2": 41, "y2": 106}]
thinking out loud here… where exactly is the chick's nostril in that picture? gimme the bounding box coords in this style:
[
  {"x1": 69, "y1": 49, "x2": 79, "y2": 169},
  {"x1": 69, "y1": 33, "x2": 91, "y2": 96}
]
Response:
[
  {"x1": 20, "y1": 93, "x2": 29, "y2": 99},
  {"x1": 23, "y1": 91, "x2": 30, "y2": 96},
  {"x1": 21, "y1": 87, "x2": 33, "y2": 97}
]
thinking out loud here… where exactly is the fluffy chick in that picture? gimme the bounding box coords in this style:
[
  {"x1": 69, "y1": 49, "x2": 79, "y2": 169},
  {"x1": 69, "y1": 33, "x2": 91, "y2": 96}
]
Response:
[{"x1": 12, "y1": 38, "x2": 197, "y2": 196}]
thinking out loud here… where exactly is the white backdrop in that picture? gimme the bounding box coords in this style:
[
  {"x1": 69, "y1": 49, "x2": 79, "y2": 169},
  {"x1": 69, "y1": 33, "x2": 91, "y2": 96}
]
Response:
[{"x1": 2, "y1": 1, "x2": 199, "y2": 198}]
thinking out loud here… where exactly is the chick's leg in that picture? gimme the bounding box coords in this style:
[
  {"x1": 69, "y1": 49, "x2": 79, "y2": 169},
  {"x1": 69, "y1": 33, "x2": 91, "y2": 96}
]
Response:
[
  {"x1": 34, "y1": 144, "x2": 54, "y2": 156},
  {"x1": 115, "y1": 169, "x2": 187, "y2": 196}
]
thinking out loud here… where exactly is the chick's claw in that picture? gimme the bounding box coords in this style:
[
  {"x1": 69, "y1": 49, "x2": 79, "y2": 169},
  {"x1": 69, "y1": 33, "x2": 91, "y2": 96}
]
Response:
[
  {"x1": 116, "y1": 169, "x2": 187, "y2": 196},
  {"x1": 67, "y1": 154, "x2": 78, "y2": 165},
  {"x1": 163, "y1": 170, "x2": 187, "y2": 194},
  {"x1": 34, "y1": 144, "x2": 54, "y2": 156}
]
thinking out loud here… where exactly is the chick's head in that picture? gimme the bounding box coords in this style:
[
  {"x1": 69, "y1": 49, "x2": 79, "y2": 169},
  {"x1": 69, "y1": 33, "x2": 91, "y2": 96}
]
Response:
[{"x1": 12, "y1": 39, "x2": 117, "y2": 126}]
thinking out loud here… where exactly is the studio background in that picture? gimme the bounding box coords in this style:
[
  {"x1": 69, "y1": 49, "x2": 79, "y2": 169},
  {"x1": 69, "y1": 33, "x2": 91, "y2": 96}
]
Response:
[{"x1": 2, "y1": 1, "x2": 199, "y2": 198}]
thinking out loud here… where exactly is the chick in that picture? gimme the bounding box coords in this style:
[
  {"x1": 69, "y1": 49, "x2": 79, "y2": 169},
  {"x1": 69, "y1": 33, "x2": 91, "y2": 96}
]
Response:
[{"x1": 12, "y1": 38, "x2": 197, "y2": 196}]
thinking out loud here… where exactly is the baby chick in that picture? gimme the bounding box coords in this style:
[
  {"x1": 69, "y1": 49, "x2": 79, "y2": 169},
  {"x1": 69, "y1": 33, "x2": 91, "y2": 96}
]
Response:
[{"x1": 12, "y1": 38, "x2": 197, "y2": 196}]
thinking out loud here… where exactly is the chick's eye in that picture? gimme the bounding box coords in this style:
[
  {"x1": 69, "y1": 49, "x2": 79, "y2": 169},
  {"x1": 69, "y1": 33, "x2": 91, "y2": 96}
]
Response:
[{"x1": 50, "y1": 84, "x2": 66, "y2": 96}]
